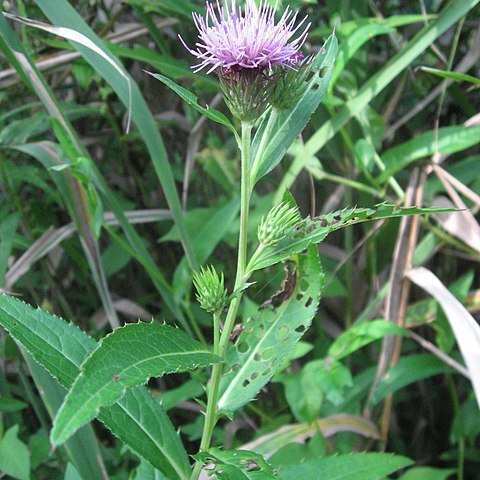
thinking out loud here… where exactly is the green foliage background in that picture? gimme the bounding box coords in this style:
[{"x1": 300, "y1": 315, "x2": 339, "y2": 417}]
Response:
[{"x1": 0, "y1": 0, "x2": 479, "y2": 479}]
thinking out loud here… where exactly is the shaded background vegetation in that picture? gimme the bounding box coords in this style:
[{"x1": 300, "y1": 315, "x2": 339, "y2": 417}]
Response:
[{"x1": 0, "y1": 0, "x2": 479, "y2": 479}]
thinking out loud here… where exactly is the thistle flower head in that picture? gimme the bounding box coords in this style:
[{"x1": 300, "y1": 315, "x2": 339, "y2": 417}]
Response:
[
  {"x1": 193, "y1": 265, "x2": 229, "y2": 313},
  {"x1": 181, "y1": 0, "x2": 311, "y2": 74},
  {"x1": 258, "y1": 202, "x2": 302, "y2": 247}
]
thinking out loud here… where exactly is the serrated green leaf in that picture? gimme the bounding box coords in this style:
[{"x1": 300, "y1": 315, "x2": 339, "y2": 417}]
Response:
[
  {"x1": 196, "y1": 448, "x2": 277, "y2": 480},
  {"x1": 218, "y1": 245, "x2": 323, "y2": 413},
  {"x1": 0, "y1": 425, "x2": 30, "y2": 480},
  {"x1": 277, "y1": 453, "x2": 413, "y2": 480},
  {"x1": 52, "y1": 322, "x2": 219, "y2": 445},
  {"x1": 250, "y1": 34, "x2": 337, "y2": 184},
  {"x1": 146, "y1": 72, "x2": 238, "y2": 137},
  {"x1": 0, "y1": 294, "x2": 191, "y2": 479},
  {"x1": 251, "y1": 204, "x2": 454, "y2": 271},
  {"x1": 328, "y1": 320, "x2": 408, "y2": 360}
]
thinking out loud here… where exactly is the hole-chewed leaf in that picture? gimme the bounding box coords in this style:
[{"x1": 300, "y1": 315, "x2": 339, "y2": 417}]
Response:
[{"x1": 217, "y1": 245, "x2": 323, "y2": 413}]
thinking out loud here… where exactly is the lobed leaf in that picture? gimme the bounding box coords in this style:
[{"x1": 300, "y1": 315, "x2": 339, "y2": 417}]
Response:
[
  {"x1": 51, "y1": 322, "x2": 219, "y2": 445},
  {"x1": 218, "y1": 245, "x2": 323, "y2": 413},
  {"x1": 0, "y1": 294, "x2": 192, "y2": 479}
]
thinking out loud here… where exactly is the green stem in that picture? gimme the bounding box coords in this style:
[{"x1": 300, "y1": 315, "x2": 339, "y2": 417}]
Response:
[
  {"x1": 191, "y1": 121, "x2": 253, "y2": 480},
  {"x1": 250, "y1": 108, "x2": 279, "y2": 185}
]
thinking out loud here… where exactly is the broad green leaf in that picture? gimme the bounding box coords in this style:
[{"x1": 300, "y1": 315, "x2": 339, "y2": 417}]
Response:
[
  {"x1": 278, "y1": 453, "x2": 413, "y2": 480},
  {"x1": 398, "y1": 467, "x2": 456, "y2": 480},
  {"x1": 196, "y1": 448, "x2": 277, "y2": 480},
  {"x1": 281, "y1": 359, "x2": 352, "y2": 422},
  {"x1": 379, "y1": 125, "x2": 480, "y2": 182},
  {"x1": 218, "y1": 245, "x2": 323, "y2": 413},
  {"x1": 147, "y1": 72, "x2": 238, "y2": 137},
  {"x1": 371, "y1": 354, "x2": 454, "y2": 406},
  {"x1": 51, "y1": 322, "x2": 219, "y2": 445},
  {"x1": 0, "y1": 425, "x2": 30, "y2": 480},
  {"x1": 328, "y1": 320, "x2": 408, "y2": 360},
  {"x1": 0, "y1": 294, "x2": 191, "y2": 479},
  {"x1": 420, "y1": 66, "x2": 480, "y2": 86},
  {"x1": 250, "y1": 34, "x2": 337, "y2": 184},
  {"x1": 251, "y1": 204, "x2": 453, "y2": 272},
  {"x1": 24, "y1": 352, "x2": 105, "y2": 480}
]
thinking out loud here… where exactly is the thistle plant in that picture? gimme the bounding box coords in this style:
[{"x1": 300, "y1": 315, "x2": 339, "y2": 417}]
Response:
[{"x1": 0, "y1": 1, "x2": 463, "y2": 480}]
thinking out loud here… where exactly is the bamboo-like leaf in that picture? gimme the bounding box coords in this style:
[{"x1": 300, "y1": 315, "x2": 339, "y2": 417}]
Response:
[
  {"x1": 218, "y1": 245, "x2": 322, "y2": 413},
  {"x1": 277, "y1": 453, "x2": 413, "y2": 480},
  {"x1": 51, "y1": 322, "x2": 219, "y2": 446},
  {"x1": 0, "y1": 294, "x2": 192, "y2": 479},
  {"x1": 31, "y1": 0, "x2": 197, "y2": 269},
  {"x1": 3, "y1": 12, "x2": 132, "y2": 132},
  {"x1": 241, "y1": 414, "x2": 379, "y2": 458},
  {"x1": 379, "y1": 125, "x2": 480, "y2": 182},
  {"x1": 407, "y1": 267, "x2": 480, "y2": 411},
  {"x1": 420, "y1": 66, "x2": 480, "y2": 85},
  {"x1": 251, "y1": 204, "x2": 453, "y2": 272}
]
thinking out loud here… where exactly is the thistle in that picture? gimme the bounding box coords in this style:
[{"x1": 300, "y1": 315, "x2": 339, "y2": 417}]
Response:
[
  {"x1": 180, "y1": 0, "x2": 311, "y2": 120},
  {"x1": 258, "y1": 202, "x2": 302, "y2": 247},
  {"x1": 193, "y1": 265, "x2": 229, "y2": 314}
]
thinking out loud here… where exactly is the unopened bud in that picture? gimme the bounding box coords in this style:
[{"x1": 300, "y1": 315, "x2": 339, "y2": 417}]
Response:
[
  {"x1": 193, "y1": 266, "x2": 229, "y2": 313},
  {"x1": 258, "y1": 203, "x2": 302, "y2": 247}
]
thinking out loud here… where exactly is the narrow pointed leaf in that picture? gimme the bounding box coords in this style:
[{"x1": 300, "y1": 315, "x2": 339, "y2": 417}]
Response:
[
  {"x1": 146, "y1": 72, "x2": 238, "y2": 137},
  {"x1": 218, "y1": 246, "x2": 322, "y2": 413},
  {"x1": 277, "y1": 453, "x2": 413, "y2": 480},
  {"x1": 51, "y1": 322, "x2": 219, "y2": 445},
  {"x1": 251, "y1": 204, "x2": 454, "y2": 271},
  {"x1": 250, "y1": 34, "x2": 337, "y2": 183},
  {"x1": 0, "y1": 295, "x2": 191, "y2": 479}
]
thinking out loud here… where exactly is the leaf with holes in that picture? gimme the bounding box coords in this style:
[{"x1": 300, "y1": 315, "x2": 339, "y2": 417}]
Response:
[
  {"x1": 51, "y1": 322, "x2": 219, "y2": 446},
  {"x1": 251, "y1": 204, "x2": 455, "y2": 272},
  {"x1": 218, "y1": 245, "x2": 322, "y2": 414},
  {"x1": 250, "y1": 33, "x2": 337, "y2": 184},
  {"x1": 195, "y1": 448, "x2": 277, "y2": 480}
]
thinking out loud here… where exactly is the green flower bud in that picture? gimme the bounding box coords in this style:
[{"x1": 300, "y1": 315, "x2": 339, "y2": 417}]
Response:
[
  {"x1": 258, "y1": 202, "x2": 302, "y2": 247},
  {"x1": 192, "y1": 265, "x2": 229, "y2": 314}
]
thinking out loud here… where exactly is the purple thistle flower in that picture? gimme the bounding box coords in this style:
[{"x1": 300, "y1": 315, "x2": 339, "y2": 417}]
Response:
[{"x1": 180, "y1": 0, "x2": 311, "y2": 74}]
